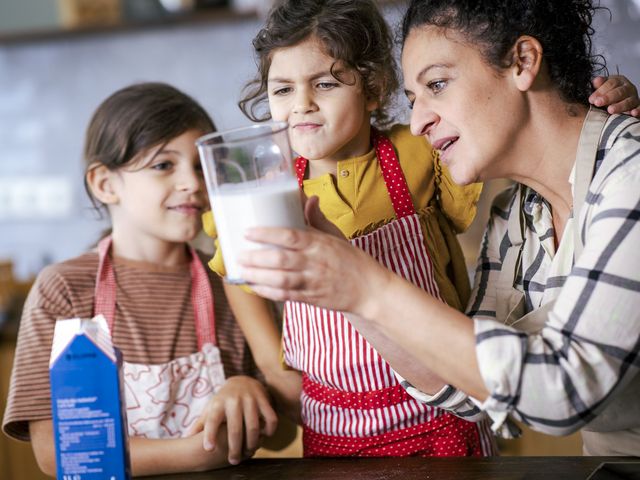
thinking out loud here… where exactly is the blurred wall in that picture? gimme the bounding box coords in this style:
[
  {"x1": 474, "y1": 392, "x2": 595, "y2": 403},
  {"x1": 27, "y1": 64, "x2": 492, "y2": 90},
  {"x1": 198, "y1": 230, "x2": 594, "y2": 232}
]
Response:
[{"x1": 0, "y1": 0, "x2": 638, "y2": 280}]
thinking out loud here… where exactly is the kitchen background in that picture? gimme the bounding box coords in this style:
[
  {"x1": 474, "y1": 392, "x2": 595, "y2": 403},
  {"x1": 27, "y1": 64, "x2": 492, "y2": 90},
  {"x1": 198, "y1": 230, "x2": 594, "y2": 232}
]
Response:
[
  {"x1": 0, "y1": 0, "x2": 639, "y2": 283},
  {"x1": 0, "y1": 0, "x2": 639, "y2": 474}
]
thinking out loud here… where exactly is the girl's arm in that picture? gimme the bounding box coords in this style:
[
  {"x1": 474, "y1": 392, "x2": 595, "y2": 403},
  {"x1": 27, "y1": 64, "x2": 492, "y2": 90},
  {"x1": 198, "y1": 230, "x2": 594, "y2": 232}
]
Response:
[
  {"x1": 223, "y1": 283, "x2": 302, "y2": 423},
  {"x1": 30, "y1": 419, "x2": 234, "y2": 477}
]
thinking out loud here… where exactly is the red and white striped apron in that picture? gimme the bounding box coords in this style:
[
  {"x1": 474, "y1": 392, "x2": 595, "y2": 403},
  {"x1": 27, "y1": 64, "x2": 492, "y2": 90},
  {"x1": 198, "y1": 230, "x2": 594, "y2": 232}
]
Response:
[
  {"x1": 94, "y1": 236, "x2": 226, "y2": 439},
  {"x1": 285, "y1": 131, "x2": 494, "y2": 457}
]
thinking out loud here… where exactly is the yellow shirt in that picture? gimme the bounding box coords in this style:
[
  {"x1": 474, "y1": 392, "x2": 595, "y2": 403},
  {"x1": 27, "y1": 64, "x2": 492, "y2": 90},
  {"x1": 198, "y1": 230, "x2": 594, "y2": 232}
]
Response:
[{"x1": 203, "y1": 124, "x2": 481, "y2": 311}]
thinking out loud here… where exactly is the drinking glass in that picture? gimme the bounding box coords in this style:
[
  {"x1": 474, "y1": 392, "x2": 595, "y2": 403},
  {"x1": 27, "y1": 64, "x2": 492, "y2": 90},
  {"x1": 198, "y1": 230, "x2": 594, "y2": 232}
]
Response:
[{"x1": 197, "y1": 121, "x2": 306, "y2": 283}]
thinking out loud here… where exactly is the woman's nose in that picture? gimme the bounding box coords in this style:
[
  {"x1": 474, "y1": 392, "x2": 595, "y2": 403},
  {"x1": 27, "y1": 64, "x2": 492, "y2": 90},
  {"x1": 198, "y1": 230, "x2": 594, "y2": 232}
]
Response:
[{"x1": 409, "y1": 99, "x2": 438, "y2": 139}]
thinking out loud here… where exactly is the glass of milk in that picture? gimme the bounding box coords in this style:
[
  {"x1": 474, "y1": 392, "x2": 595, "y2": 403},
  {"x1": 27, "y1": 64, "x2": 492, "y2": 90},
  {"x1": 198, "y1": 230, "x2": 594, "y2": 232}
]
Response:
[{"x1": 197, "y1": 121, "x2": 306, "y2": 284}]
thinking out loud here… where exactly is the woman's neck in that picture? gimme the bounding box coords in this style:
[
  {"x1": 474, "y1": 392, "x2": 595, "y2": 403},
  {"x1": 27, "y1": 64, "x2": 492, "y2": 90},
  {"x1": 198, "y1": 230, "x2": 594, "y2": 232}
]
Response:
[{"x1": 507, "y1": 102, "x2": 589, "y2": 242}]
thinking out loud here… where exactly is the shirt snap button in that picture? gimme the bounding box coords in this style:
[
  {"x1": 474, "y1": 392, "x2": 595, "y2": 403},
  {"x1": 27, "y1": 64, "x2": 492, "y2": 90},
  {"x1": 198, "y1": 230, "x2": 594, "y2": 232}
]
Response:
[{"x1": 340, "y1": 169, "x2": 350, "y2": 178}]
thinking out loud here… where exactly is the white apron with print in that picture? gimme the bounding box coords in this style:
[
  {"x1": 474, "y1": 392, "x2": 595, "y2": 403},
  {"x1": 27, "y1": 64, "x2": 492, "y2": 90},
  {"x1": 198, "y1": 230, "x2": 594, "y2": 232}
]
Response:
[{"x1": 93, "y1": 237, "x2": 226, "y2": 438}]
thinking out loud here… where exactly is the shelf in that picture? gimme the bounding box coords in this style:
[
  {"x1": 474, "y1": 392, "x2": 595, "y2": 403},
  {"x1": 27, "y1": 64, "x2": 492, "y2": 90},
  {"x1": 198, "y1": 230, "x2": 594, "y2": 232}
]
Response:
[{"x1": 0, "y1": 7, "x2": 256, "y2": 46}]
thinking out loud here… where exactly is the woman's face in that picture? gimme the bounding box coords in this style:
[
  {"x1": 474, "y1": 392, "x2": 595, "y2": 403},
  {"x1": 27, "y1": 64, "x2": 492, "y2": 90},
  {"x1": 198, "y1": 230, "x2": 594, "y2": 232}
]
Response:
[{"x1": 401, "y1": 26, "x2": 526, "y2": 185}]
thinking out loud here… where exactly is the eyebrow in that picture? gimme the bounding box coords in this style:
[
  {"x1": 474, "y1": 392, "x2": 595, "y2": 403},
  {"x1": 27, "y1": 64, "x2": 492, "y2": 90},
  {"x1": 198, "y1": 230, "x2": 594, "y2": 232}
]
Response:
[
  {"x1": 268, "y1": 69, "x2": 340, "y2": 84},
  {"x1": 415, "y1": 63, "x2": 451, "y2": 81}
]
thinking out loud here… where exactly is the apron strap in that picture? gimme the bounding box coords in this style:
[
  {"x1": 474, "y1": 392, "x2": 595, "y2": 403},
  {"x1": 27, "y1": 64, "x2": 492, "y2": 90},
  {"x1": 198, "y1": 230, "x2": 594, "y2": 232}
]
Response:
[
  {"x1": 294, "y1": 129, "x2": 417, "y2": 219},
  {"x1": 94, "y1": 236, "x2": 118, "y2": 330},
  {"x1": 573, "y1": 107, "x2": 609, "y2": 261},
  {"x1": 188, "y1": 246, "x2": 217, "y2": 347},
  {"x1": 371, "y1": 129, "x2": 417, "y2": 218},
  {"x1": 93, "y1": 236, "x2": 217, "y2": 348}
]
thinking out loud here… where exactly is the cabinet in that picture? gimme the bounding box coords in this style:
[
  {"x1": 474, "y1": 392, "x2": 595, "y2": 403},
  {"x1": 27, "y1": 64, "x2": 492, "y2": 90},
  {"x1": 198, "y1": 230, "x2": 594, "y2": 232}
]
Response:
[{"x1": 0, "y1": 337, "x2": 50, "y2": 480}]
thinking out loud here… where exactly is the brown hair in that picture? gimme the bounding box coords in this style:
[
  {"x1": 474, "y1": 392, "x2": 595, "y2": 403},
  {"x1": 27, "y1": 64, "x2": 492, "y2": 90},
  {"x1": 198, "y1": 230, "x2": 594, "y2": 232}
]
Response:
[
  {"x1": 239, "y1": 0, "x2": 399, "y2": 127},
  {"x1": 83, "y1": 82, "x2": 215, "y2": 213}
]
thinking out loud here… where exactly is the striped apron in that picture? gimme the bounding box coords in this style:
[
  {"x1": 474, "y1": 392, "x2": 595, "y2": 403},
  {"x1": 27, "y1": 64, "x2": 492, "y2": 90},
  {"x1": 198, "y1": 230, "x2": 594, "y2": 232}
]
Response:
[
  {"x1": 286, "y1": 131, "x2": 494, "y2": 457},
  {"x1": 94, "y1": 236, "x2": 226, "y2": 439}
]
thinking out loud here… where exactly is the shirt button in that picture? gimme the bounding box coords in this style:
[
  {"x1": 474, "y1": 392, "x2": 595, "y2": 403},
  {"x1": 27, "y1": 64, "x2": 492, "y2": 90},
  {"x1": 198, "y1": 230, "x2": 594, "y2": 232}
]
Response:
[{"x1": 340, "y1": 169, "x2": 350, "y2": 178}]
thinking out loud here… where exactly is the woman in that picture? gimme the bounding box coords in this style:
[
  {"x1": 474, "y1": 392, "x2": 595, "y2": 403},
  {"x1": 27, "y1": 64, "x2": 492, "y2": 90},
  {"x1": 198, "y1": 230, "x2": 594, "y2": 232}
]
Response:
[{"x1": 238, "y1": 0, "x2": 640, "y2": 456}]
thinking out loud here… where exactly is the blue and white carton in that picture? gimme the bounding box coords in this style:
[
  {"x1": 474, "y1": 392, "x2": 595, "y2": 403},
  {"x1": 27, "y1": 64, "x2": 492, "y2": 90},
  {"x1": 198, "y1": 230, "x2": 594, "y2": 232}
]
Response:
[{"x1": 49, "y1": 315, "x2": 131, "y2": 480}]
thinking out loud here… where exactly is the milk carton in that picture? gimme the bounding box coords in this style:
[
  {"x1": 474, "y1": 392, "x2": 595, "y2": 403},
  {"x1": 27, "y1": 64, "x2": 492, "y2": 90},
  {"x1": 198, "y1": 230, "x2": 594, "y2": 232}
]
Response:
[{"x1": 49, "y1": 315, "x2": 131, "y2": 480}]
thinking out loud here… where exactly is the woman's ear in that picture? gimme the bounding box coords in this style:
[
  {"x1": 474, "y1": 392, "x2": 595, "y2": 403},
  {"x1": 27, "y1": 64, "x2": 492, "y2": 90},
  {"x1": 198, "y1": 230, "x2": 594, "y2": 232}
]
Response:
[
  {"x1": 86, "y1": 163, "x2": 118, "y2": 205},
  {"x1": 511, "y1": 35, "x2": 544, "y2": 92}
]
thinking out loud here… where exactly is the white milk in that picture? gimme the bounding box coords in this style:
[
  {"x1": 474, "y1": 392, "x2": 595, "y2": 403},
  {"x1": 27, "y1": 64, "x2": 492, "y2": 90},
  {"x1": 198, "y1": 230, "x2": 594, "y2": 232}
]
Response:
[{"x1": 211, "y1": 177, "x2": 306, "y2": 283}]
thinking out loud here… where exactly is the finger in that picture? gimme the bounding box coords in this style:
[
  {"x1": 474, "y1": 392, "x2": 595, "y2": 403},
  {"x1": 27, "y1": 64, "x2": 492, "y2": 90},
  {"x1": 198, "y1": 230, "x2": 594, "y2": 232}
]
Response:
[
  {"x1": 244, "y1": 226, "x2": 310, "y2": 250},
  {"x1": 203, "y1": 409, "x2": 225, "y2": 451},
  {"x1": 589, "y1": 77, "x2": 625, "y2": 107},
  {"x1": 627, "y1": 107, "x2": 640, "y2": 118},
  {"x1": 257, "y1": 399, "x2": 279, "y2": 437},
  {"x1": 187, "y1": 417, "x2": 204, "y2": 436},
  {"x1": 249, "y1": 283, "x2": 328, "y2": 305},
  {"x1": 606, "y1": 96, "x2": 639, "y2": 115},
  {"x1": 241, "y1": 266, "x2": 307, "y2": 290},
  {"x1": 226, "y1": 402, "x2": 243, "y2": 465},
  {"x1": 238, "y1": 246, "x2": 307, "y2": 271},
  {"x1": 242, "y1": 399, "x2": 261, "y2": 453},
  {"x1": 245, "y1": 284, "x2": 292, "y2": 302}
]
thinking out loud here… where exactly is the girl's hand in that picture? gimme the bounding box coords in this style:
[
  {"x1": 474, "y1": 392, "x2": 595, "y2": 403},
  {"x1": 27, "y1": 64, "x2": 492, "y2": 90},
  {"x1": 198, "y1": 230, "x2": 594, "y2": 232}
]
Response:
[
  {"x1": 188, "y1": 376, "x2": 278, "y2": 465},
  {"x1": 589, "y1": 75, "x2": 640, "y2": 117},
  {"x1": 238, "y1": 197, "x2": 392, "y2": 316}
]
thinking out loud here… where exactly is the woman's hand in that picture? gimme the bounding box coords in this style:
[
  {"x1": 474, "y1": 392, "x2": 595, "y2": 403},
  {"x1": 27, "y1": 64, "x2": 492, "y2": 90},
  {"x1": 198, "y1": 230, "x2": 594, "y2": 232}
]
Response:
[
  {"x1": 589, "y1": 75, "x2": 640, "y2": 117},
  {"x1": 238, "y1": 196, "x2": 392, "y2": 317},
  {"x1": 188, "y1": 375, "x2": 278, "y2": 465}
]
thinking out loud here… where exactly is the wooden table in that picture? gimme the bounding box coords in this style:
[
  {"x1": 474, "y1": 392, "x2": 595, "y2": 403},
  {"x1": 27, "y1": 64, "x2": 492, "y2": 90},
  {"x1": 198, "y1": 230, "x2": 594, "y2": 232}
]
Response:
[{"x1": 145, "y1": 457, "x2": 639, "y2": 480}]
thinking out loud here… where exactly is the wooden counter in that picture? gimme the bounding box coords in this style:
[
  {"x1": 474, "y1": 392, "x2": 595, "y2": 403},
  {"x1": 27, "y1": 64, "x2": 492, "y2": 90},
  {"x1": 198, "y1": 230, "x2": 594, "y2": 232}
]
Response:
[{"x1": 143, "y1": 457, "x2": 639, "y2": 480}]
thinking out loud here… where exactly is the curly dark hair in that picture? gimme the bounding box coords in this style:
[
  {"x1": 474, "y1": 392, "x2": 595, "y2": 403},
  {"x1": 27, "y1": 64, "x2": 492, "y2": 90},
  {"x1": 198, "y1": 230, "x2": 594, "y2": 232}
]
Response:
[
  {"x1": 239, "y1": 0, "x2": 399, "y2": 126},
  {"x1": 401, "y1": 0, "x2": 608, "y2": 105},
  {"x1": 83, "y1": 82, "x2": 215, "y2": 211}
]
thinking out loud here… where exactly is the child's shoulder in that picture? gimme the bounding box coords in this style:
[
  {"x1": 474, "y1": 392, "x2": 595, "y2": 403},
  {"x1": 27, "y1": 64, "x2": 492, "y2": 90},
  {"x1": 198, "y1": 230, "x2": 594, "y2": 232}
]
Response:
[{"x1": 34, "y1": 251, "x2": 99, "y2": 293}]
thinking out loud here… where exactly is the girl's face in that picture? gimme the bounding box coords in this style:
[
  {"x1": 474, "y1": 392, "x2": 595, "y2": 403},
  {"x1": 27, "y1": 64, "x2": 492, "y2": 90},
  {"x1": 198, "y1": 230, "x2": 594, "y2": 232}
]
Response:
[
  {"x1": 108, "y1": 129, "x2": 208, "y2": 246},
  {"x1": 401, "y1": 26, "x2": 526, "y2": 185},
  {"x1": 267, "y1": 36, "x2": 378, "y2": 164}
]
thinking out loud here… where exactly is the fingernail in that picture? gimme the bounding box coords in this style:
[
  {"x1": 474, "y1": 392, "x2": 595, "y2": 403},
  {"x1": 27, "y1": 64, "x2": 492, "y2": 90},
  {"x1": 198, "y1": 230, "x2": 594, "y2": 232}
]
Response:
[
  {"x1": 229, "y1": 457, "x2": 240, "y2": 465},
  {"x1": 595, "y1": 98, "x2": 604, "y2": 106},
  {"x1": 204, "y1": 440, "x2": 214, "y2": 451}
]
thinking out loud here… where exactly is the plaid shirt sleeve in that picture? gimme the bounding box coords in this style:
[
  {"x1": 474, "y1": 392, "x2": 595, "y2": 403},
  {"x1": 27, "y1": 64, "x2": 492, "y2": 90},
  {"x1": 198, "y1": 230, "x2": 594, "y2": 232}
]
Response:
[
  {"x1": 394, "y1": 189, "x2": 521, "y2": 423},
  {"x1": 473, "y1": 118, "x2": 640, "y2": 436}
]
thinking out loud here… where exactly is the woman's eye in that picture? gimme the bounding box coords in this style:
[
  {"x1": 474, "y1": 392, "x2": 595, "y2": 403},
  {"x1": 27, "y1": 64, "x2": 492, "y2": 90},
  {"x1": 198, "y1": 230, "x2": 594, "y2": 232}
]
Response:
[{"x1": 428, "y1": 79, "x2": 447, "y2": 94}]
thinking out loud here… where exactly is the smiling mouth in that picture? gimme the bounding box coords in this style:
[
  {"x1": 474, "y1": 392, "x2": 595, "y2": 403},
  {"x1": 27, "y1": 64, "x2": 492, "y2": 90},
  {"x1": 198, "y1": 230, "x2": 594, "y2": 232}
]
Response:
[
  {"x1": 169, "y1": 205, "x2": 202, "y2": 214},
  {"x1": 440, "y1": 139, "x2": 456, "y2": 152}
]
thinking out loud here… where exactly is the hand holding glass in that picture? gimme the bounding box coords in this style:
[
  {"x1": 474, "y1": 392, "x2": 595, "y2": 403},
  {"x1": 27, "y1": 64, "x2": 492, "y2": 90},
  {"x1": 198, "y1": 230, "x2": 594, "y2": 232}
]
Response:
[{"x1": 197, "y1": 121, "x2": 306, "y2": 284}]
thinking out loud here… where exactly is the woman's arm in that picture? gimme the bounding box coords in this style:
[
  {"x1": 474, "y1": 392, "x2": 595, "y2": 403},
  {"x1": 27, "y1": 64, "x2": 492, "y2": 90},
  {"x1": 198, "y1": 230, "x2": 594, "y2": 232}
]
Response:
[
  {"x1": 30, "y1": 419, "x2": 233, "y2": 477},
  {"x1": 223, "y1": 283, "x2": 302, "y2": 423},
  {"x1": 238, "y1": 221, "x2": 490, "y2": 401}
]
